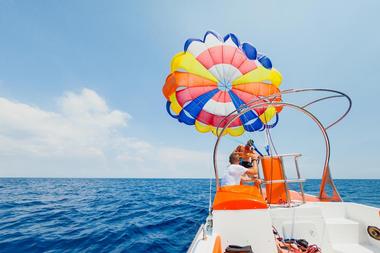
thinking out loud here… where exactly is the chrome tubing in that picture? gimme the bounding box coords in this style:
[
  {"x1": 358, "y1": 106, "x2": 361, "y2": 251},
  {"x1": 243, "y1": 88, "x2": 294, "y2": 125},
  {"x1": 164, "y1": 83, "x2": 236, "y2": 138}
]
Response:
[
  {"x1": 213, "y1": 88, "x2": 351, "y2": 200},
  {"x1": 216, "y1": 88, "x2": 351, "y2": 133},
  {"x1": 261, "y1": 179, "x2": 306, "y2": 184},
  {"x1": 214, "y1": 101, "x2": 330, "y2": 189},
  {"x1": 294, "y1": 156, "x2": 306, "y2": 203}
]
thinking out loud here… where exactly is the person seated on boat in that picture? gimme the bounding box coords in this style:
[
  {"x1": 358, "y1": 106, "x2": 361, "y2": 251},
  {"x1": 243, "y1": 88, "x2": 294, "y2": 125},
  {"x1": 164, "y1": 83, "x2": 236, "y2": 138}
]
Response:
[
  {"x1": 233, "y1": 139, "x2": 261, "y2": 168},
  {"x1": 221, "y1": 153, "x2": 260, "y2": 186}
]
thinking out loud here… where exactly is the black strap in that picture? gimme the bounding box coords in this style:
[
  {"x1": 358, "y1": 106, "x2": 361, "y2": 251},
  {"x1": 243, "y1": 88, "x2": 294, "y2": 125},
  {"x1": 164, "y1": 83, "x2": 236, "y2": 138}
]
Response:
[{"x1": 225, "y1": 245, "x2": 253, "y2": 253}]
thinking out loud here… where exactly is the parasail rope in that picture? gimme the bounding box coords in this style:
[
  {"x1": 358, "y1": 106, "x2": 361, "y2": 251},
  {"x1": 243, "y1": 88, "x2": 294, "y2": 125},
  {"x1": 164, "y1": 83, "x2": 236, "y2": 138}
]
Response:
[
  {"x1": 208, "y1": 165, "x2": 213, "y2": 214},
  {"x1": 265, "y1": 127, "x2": 270, "y2": 156}
]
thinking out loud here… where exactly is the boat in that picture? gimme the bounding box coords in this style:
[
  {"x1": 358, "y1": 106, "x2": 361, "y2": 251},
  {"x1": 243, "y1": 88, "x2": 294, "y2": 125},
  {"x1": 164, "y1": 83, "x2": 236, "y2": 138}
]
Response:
[
  {"x1": 161, "y1": 31, "x2": 379, "y2": 253},
  {"x1": 187, "y1": 88, "x2": 380, "y2": 253}
]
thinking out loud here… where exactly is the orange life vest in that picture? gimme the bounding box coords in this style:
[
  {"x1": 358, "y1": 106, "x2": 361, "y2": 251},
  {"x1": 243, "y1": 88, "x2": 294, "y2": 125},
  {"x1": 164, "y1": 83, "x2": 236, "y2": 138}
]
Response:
[{"x1": 234, "y1": 145, "x2": 255, "y2": 160}]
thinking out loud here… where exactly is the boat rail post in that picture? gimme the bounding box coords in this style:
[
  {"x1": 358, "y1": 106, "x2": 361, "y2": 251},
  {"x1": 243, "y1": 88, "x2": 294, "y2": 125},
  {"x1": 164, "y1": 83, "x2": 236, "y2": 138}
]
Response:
[
  {"x1": 294, "y1": 155, "x2": 305, "y2": 203},
  {"x1": 279, "y1": 157, "x2": 291, "y2": 207},
  {"x1": 258, "y1": 158, "x2": 264, "y2": 196}
]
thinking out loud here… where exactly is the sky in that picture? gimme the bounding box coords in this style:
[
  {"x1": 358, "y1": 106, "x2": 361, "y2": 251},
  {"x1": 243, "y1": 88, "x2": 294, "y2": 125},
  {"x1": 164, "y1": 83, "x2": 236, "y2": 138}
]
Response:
[{"x1": 0, "y1": 0, "x2": 379, "y2": 178}]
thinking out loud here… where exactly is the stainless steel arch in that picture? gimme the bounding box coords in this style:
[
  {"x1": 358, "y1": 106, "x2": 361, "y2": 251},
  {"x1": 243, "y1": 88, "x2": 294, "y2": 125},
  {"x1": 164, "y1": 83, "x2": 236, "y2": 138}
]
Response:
[
  {"x1": 213, "y1": 88, "x2": 351, "y2": 201},
  {"x1": 216, "y1": 88, "x2": 352, "y2": 133}
]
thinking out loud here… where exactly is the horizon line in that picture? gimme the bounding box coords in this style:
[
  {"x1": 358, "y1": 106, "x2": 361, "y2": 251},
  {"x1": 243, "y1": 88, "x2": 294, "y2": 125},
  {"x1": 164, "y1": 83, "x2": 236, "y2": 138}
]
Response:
[{"x1": 1, "y1": 176, "x2": 379, "y2": 180}]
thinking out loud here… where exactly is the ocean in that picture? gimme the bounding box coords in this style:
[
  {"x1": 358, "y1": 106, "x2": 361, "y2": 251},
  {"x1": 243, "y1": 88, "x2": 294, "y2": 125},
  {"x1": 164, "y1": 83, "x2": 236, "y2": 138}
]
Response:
[{"x1": 0, "y1": 178, "x2": 379, "y2": 252}]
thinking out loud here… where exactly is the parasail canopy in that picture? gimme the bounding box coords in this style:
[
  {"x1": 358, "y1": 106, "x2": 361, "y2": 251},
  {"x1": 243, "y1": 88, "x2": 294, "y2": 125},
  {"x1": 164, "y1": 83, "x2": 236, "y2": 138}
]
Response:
[{"x1": 163, "y1": 31, "x2": 283, "y2": 136}]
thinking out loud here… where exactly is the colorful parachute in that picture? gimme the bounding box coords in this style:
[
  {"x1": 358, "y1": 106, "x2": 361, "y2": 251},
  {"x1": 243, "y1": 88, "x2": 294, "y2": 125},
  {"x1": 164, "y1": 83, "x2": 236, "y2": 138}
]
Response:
[{"x1": 162, "y1": 31, "x2": 283, "y2": 136}]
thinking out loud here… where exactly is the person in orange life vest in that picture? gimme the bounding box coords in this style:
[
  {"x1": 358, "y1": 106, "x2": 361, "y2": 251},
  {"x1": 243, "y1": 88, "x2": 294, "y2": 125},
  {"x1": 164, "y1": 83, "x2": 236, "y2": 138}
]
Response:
[{"x1": 233, "y1": 139, "x2": 261, "y2": 175}]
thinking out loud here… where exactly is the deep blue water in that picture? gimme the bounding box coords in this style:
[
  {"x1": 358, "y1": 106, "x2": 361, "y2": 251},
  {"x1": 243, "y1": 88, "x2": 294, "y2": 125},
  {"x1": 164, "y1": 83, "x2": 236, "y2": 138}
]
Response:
[{"x1": 0, "y1": 178, "x2": 379, "y2": 252}]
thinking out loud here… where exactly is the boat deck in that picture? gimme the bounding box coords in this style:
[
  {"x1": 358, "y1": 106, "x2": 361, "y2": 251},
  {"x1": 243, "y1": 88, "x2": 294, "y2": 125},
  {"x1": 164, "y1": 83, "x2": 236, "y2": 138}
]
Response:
[{"x1": 188, "y1": 202, "x2": 380, "y2": 253}]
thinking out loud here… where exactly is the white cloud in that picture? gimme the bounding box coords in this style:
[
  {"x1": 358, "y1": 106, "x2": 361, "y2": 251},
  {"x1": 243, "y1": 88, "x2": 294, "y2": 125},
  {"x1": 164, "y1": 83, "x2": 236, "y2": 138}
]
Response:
[
  {"x1": 0, "y1": 88, "x2": 130, "y2": 158},
  {"x1": 0, "y1": 88, "x2": 211, "y2": 177}
]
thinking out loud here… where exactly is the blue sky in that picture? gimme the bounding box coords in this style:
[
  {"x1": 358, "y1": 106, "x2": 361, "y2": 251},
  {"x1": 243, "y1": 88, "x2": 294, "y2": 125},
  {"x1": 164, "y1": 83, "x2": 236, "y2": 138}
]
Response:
[{"x1": 0, "y1": 0, "x2": 379, "y2": 178}]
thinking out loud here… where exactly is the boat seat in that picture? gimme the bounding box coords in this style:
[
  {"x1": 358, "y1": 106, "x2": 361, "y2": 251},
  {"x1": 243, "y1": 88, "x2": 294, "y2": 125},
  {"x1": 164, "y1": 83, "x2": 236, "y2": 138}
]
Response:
[
  {"x1": 213, "y1": 185, "x2": 267, "y2": 210},
  {"x1": 261, "y1": 156, "x2": 289, "y2": 204}
]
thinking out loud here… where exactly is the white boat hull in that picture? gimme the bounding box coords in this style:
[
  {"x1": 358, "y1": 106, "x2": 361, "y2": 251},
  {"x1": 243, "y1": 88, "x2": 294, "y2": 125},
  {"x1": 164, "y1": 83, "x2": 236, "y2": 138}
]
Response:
[{"x1": 188, "y1": 202, "x2": 380, "y2": 253}]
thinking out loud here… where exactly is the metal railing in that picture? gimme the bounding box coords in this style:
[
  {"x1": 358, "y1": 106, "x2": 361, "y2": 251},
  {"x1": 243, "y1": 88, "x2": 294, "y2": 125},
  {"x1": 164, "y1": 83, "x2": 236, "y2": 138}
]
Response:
[
  {"x1": 259, "y1": 153, "x2": 306, "y2": 205},
  {"x1": 213, "y1": 88, "x2": 351, "y2": 202}
]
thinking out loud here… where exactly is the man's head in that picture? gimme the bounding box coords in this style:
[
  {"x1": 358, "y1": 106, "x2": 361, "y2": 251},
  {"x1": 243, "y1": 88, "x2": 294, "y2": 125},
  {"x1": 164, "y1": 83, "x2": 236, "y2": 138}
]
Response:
[
  {"x1": 229, "y1": 153, "x2": 240, "y2": 164},
  {"x1": 246, "y1": 139, "x2": 254, "y2": 147}
]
